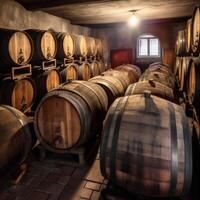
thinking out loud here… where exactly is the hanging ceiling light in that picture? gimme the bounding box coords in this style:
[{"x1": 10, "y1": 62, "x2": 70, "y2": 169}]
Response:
[{"x1": 129, "y1": 10, "x2": 139, "y2": 26}]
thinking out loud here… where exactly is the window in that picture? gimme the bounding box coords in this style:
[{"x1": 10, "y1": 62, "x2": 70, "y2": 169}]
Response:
[{"x1": 137, "y1": 34, "x2": 161, "y2": 58}]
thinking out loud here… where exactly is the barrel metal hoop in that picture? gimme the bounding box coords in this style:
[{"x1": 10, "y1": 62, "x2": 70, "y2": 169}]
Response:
[
  {"x1": 110, "y1": 96, "x2": 129, "y2": 184},
  {"x1": 168, "y1": 103, "x2": 178, "y2": 196},
  {"x1": 1, "y1": 105, "x2": 31, "y2": 163},
  {"x1": 181, "y1": 112, "x2": 193, "y2": 195},
  {"x1": 100, "y1": 99, "x2": 121, "y2": 178}
]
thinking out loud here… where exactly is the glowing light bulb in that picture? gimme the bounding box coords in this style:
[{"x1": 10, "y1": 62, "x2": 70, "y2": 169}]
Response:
[{"x1": 129, "y1": 14, "x2": 139, "y2": 26}]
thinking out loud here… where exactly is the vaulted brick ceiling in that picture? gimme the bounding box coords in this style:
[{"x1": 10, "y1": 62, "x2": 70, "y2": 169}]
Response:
[{"x1": 16, "y1": 0, "x2": 199, "y2": 24}]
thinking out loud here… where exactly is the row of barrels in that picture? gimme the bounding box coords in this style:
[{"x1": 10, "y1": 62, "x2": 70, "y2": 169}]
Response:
[
  {"x1": 175, "y1": 56, "x2": 200, "y2": 116},
  {"x1": 0, "y1": 64, "x2": 141, "y2": 177},
  {"x1": 100, "y1": 62, "x2": 193, "y2": 198},
  {"x1": 0, "y1": 28, "x2": 103, "y2": 69},
  {"x1": 0, "y1": 60, "x2": 106, "y2": 113},
  {"x1": 175, "y1": 6, "x2": 200, "y2": 56}
]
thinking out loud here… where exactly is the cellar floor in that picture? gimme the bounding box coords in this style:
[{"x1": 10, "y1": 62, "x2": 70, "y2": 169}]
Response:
[{"x1": 0, "y1": 147, "x2": 197, "y2": 200}]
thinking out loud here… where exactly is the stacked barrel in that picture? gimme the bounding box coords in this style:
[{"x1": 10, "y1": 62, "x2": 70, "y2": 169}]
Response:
[
  {"x1": 33, "y1": 64, "x2": 141, "y2": 152},
  {"x1": 100, "y1": 62, "x2": 193, "y2": 198},
  {"x1": 174, "y1": 6, "x2": 200, "y2": 118},
  {"x1": 56, "y1": 33, "x2": 105, "y2": 83}
]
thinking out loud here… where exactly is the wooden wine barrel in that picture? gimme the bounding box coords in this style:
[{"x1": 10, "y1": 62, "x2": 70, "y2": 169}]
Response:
[
  {"x1": 60, "y1": 63, "x2": 78, "y2": 82},
  {"x1": 89, "y1": 61, "x2": 101, "y2": 77},
  {"x1": 98, "y1": 60, "x2": 106, "y2": 73},
  {"x1": 34, "y1": 68, "x2": 61, "y2": 98},
  {"x1": 89, "y1": 75, "x2": 125, "y2": 106},
  {"x1": 149, "y1": 62, "x2": 170, "y2": 68},
  {"x1": 100, "y1": 94, "x2": 192, "y2": 197},
  {"x1": 0, "y1": 105, "x2": 33, "y2": 176},
  {"x1": 55, "y1": 32, "x2": 74, "y2": 59},
  {"x1": 186, "y1": 19, "x2": 192, "y2": 54},
  {"x1": 140, "y1": 71, "x2": 175, "y2": 89},
  {"x1": 146, "y1": 65, "x2": 173, "y2": 76},
  {"x1": 175, "y1": 30, "x2": 187, "y2": 56},
  {"x1": 95, "y1": 39, "x2": 103, "y2": 56},
  {"x1": 187, "y1": 58, "x2": 200, "y2": 105},
  {"x1": 191, "y1": 6, "x2": 200, "y2": 53},
  {"x1": 0, "y1": 29, "x2": 33, "y2": 67},
  {"x1": 0, "y1": 77, "x2": 36, "y2": 112},
  {"x1": 178, "y1": 57, "x2": 190, "y2": 92},
  {"x1": 77, "y1": 62, "x2": 91, "y2": 80},
  {"x1": 125, "y1": 80, "x2": 174, "y2": 102},
  {"x1": 174, "y1": 57, "x2": 182, "y2": 76},
  {"x1": 26, "y1": 29, "x2": 57, "y2": 61},
  {"x1": 85, "y1": 37, "x2": 97, "y2": 56},
  {"x1": 34, "y1": 80, "x2": 108, "y2": 151},
  {"x1": 116, "y1": 64, "x2": 141, "y2": 81},
  {"x1": 72, "y1": 35, "x2": 88, "y2": 57},
  {"x1": 101, "y1": 70, "x2": 133, "y2": 90}
]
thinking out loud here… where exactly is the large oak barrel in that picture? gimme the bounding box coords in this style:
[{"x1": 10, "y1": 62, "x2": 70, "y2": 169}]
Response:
[
  {"x1": 187, "y1": 58, "x2": 200, "y2": 106},
  {"x1": 85, "y1": 37, "x2": 97, "y2": 57},
  {"x1": 125, "y1": 80, "x2": 174, "y2": 102},
  {"x1": 89, "y1": 75, "x2": 125, "y2": 106},
  {"x1": 140, "y1": 71, "x2": 175, "y2": 89},
  {"x1": 95, "y1": 39, "x2": 103, "y2": 56},
  {"x1": 147, "y1": 63, "x2": 172, "y2": 76},
  {"x1": 0, "y1": 29, "x2": 33, "y2": 68},
  {"x1": 0, "y1": 77, "x2": 36, "y2": 112},
  {"x1": 116, "y1": 64, "x2": 141, "y2": 81},
  {"x1": 60, "y1": 63, "x2": 78, "y2": 82},
  {"x1": 175, "y1": 30, "x2": 187, "y2": 56},
  {"x1": 191, "y1": 6, "x2": 200, "y2": 53},
  {"x1": 26, "y1": 29, "x2": 57, "y2": 61},
  {"x1": 34, "y1": 81, "x2": 108, "y2": 151},
  {"x1": 77, "y1": 62, "x2": 91, "y2": 80},
  {"x1": 0, "y1": 105, "x2": 33, "y2": 176},
  {"x1": 89, "y1": 60, "x2": 101, "y2": 77},
  {"x1": 186, "y1": 19, "x2": 192, "y2": 54},
  {"x1": 100, "y1": 94, "x2": 192, "y2": 197},
  {"x1": 174, "y1": 57, "x2": 182, "y2": 76},
  {"x1": 101, "y1": 70, "x2": 134, "y2": 90},
  {"x1": 178, "y1": 57, "x2": 190, "y2": 92},
  {"x1": 55, "y1": 32, "x2": 74, "y2": 59},
  {"x1": 72, "y1": 35, "x2": 88, "y2": 57},
  {"x1": 34, "y1": 68, "x2": 61, "y2": 98},
  {"x1": 98, "y1": 60, "x2": 106, "y2": 73}
]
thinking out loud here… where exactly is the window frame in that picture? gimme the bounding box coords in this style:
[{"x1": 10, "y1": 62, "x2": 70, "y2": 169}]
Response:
[{"x1": 137, "y1": 35, "x2": 161, "y2": 58}]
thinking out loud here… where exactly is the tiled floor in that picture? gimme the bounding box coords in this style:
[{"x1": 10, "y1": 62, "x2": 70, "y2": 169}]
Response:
[{"x1": 0, "y1": 146, "x2": 198, "y2": 200}]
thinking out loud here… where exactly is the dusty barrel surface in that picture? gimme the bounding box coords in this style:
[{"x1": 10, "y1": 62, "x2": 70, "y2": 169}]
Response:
[
  {"x1": 89, "y1": 75, "x2": 125, "y2": 106},
  {"x1": 72, "y1": 35, "x2": 88, "y2": 57},
  {"x1": 147, "y1": 63, "x2": 173, "y2": 76},
  {"x1": 77, "y1": 62, "x2": 91, "y2": 80},
  {"x1": 100, "y1": 94, "x2": 192, "y2": 197},
  {"x1": 34, "y1": 80, "x2": 108, "y2": 151},
  {"x1": 26, "y1": 29, "x2": 57, "y2": 61},
  {"x1": 0, "y1": 105, "x2": 33, "y2": 176},
  {"x1": 55, "y1": 32, "x2": 74, "y2": 59},
  {"x1": 33, "y1": 68, "x2": 61, "y2": 98},
  {"x1": 0, "y1": 29, "x2": 33, "y2": 67},
  {"x1": 60, "y1": 63, "x2": 78, "y2": 82},
  {"x1": 101, "y1": 70, "x2": 134, "y2": 90},
  {"x1": 141, "y1": 71, "x2": 175, "y2": 89},
  {"x1": 0, "y1": 76, "x2": 36, "y2": 112},
  {"x1": 191, "y1": 6, "x2": 200, "y2": 53},
  {"x1": 125, "y1": 80, "x2": 174, "y2": 102},
  {"x1": 115, "y1": 64, "x2": 141, "y2": 81}
]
